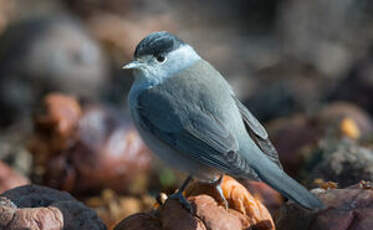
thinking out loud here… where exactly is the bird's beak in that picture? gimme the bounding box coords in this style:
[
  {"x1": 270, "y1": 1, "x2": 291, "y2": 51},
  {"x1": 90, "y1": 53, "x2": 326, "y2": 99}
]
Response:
[{"x1": 122, "y1": 60, "x2": 143, "y2": 70}]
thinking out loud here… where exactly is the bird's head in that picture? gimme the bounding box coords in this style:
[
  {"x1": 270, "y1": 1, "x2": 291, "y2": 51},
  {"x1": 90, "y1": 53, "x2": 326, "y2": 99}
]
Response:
[{"x1": 123, "y1": 31, "x2": 201, "y2": 82}]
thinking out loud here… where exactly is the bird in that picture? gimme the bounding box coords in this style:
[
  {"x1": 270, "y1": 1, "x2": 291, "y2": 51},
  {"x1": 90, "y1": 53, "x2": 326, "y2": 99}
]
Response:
[{"x1": 123, "y1": 31, "x2": 324, "y2": 211}]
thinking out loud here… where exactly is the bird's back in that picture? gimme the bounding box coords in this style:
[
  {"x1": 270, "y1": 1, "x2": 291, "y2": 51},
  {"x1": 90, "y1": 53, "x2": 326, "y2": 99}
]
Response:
[{"x1": 153, "y1": 60, "x2": 248, "y2": 136}]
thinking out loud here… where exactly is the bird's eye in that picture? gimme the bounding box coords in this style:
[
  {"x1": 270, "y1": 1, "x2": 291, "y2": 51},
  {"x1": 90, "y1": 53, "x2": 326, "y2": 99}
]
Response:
[{"x1": 156, "y1": 55, "x2": 167, "y2": 63}]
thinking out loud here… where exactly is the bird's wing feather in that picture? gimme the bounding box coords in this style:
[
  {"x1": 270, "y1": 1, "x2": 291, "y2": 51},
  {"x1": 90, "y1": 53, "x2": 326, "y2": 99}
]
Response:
[
  {"x1": 136, "y1": 90, "x2": 249, "y2": 176},
  {"x1": 232, "y1": 96, "x2": 283, "y2": 169}
]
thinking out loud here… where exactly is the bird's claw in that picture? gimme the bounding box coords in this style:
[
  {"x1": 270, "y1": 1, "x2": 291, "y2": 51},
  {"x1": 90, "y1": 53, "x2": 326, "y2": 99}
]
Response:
[
  {"x1": 213, "y1": 175, "x2": 229, "y2": 210},
  {"x1": 221, "y1": 197, "x2": 229, "y2": 210},
  {"x1": 168, "y1": 192, "x2": 194, "y2": 213}
]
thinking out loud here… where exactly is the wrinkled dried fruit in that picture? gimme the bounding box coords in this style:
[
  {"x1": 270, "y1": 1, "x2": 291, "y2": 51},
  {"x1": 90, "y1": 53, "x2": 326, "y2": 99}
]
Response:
[
  {"x1": 0, "y1": 185, "x2": 106, "y2": 230},
  {"x1": 115, "y1": 176, "x2": 274, "y2": 230},
  {"x1": 186, "y1": 176, "x2": 275, "y2": 229}
]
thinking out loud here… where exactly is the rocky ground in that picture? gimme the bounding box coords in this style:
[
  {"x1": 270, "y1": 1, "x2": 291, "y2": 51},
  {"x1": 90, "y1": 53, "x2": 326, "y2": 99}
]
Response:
[{"x1": 0, "y1": 0, "x2": 373, "y2": 229}]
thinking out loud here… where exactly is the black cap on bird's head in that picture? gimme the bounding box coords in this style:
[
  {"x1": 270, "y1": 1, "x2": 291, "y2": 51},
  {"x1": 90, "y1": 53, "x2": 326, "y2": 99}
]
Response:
[
  {"x1": 134, "y1": 31, "x2": 185, "y2": 58},
  {"x1": 123, "y1": 31, "x2": 197, "y2": 71}
]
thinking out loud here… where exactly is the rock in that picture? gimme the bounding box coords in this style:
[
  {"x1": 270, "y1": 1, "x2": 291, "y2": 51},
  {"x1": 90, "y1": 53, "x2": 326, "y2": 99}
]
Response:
[
  {"x1": 115, "y1": 176, "x2": 275, "y2": 230},
  {"x1": 0, "y1": 184, "x2": 106, "y2": 230},
  {"x1": 0, "y1": 15, "x2": 108, "y2": 126},
  {"x1": 276, "y1": 181, "x2": 373, "y2": 230},
  {"x1": 0, "y1": 161, "x2": 29, "y2": 194},
  {"x1": 29, "y1": 93, "x2": 152, "y2": 195}
]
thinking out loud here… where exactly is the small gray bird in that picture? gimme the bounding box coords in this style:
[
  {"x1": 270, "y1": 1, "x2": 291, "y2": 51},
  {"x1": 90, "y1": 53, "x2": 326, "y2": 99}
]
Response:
[{"x1": 123, "y1": 31, "x2": 324, "y2": 211}]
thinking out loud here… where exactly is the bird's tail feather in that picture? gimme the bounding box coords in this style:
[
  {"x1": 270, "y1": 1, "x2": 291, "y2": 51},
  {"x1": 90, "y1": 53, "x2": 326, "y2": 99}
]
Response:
[{"x1": 250, "y1": 157, "x2": 324, "y2": 210}]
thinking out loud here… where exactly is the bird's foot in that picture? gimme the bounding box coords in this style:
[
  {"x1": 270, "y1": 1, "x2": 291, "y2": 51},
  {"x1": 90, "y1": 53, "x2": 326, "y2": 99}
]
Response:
[
  {"x1": 168, "y1": 191, "x2": 194, "y2": 213},
  {"x1": 213, "y1": 175, "x2": 229, "y2": 210},
  {"x1": 216, "y1": 185, "x2": 229, "y2": 210}
]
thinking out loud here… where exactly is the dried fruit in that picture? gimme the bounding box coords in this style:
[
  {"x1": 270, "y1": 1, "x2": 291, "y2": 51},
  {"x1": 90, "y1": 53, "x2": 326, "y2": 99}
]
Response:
[
  {"x1": 115, "y1": 176, "x2": 275, "y2": 230},
  {"x1": 0, "y1": 185, "x2": 106, "y2": 230}
]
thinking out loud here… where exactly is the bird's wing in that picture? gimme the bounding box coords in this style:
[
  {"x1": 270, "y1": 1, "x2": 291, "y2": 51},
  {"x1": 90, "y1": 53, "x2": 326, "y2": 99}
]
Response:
[
  {"x1": 136, "y1": 90, "x2": 249, "y2": 176},
  {"x1": 232, "y1": 96, "x2": 283, "y2": 169}
]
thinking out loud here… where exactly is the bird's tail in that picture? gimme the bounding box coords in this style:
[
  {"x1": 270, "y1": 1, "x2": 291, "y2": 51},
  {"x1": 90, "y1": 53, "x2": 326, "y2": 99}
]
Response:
[{"x1": 250, "y1": 156, "x2": 324, "y2": 210}]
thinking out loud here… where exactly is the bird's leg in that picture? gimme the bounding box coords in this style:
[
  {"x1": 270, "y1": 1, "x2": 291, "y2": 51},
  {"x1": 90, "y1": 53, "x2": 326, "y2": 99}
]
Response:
[
  {"x1": 178, "y1": 175, "x2": 193, "y2": 193},
  {"x1": 213, "y1": 175, "x2": 229, "y2": 209},
  {"x1": 168, "y1": 175, "x2": 194, "y2": 212}
]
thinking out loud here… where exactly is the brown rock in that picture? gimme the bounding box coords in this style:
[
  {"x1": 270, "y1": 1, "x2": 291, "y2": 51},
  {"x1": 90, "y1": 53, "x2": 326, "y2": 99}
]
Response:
[
  {"x1": 276, "y1": 181, "x2": 373, "y2": 230},
  {"x1": 9, "y1": 206, "x2": 64, "y2": 230},
  {"x1": 115, "y1": 176, "x2": 274, "y2": 230},
  {"x1": 0, "y1": 161, "x2": 29, "y2": 194},
  {"x1": 0, "y1": 185, "x2": 106, "y2": 230}
]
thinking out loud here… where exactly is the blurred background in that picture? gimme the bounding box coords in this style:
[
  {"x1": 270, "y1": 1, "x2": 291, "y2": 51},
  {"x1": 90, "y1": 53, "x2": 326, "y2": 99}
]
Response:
[{"x1": 0, "y1": 0, "x2": 373, "y2": 229}]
